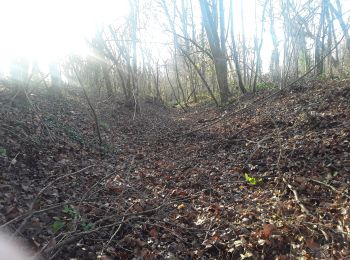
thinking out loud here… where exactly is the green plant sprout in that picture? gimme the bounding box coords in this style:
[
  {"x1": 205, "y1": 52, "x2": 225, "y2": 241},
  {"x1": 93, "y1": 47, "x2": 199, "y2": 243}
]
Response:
[
  {"x1": 100, "y1": 121, "x2": 109, "y2": 130},
  {"x1": 0, "y1": 147, "x2": 6, "y2": 156},
  {"x1": 52, "y1": 217, "x2": 65, "y2": 233},
  {"x1": 51, "y1": 205, "x2": 94, "y2": 233},
  {"x1": 244, "y1": 173, "x2": 263, "y2": 185},
  {"x1": 63, "y1": 205, "x2": 80, "y2": 219}
]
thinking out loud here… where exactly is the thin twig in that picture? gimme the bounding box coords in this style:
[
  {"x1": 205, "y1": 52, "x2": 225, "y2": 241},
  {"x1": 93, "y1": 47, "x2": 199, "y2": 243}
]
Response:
[
  {"x1": 45, "y1": 220, "x2": 127, "y2": 258},
  {"x1": 11, "y1": 165, "x2": 94, "y2": 236},
  {"x1": 283, "y1": 178, "x2": 311, "y2": 215},
  {"x1": 310, "y1": 179, "x2": 350, "y2": 200},
  {"x1": 100, "y1": 203, "x2": 134, "y2": 256},
  {"x1": 73, "y1": 67, "x2": 103, "y2": 146}
]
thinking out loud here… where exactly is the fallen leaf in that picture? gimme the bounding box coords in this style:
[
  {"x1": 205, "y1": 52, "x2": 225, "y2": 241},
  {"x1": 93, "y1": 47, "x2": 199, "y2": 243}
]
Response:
[
  {"x1": 149, "y1": 228, "x2": 158, "y2": 239},
  {"x1": 305, "y1": 238, "x2": 320, "y2": 250},
  {"x1": 208, "y1": 204, "x2": 220, "y2": 215},
  {"x1": 177, "y1": 203, "x2": 185, "y2": 210},
  {"x1": 240, "y1": 251, "x2": 253, "y2": 259},
  {"x1": 261, "y1": 224, "x2": 276, "y2": 239}
]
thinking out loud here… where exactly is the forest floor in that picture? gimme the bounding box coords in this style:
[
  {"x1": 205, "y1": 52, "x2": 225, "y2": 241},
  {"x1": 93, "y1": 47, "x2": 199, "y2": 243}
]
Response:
[{"x1": 0, "y1": 79, "x2": 349, "y2": 259}]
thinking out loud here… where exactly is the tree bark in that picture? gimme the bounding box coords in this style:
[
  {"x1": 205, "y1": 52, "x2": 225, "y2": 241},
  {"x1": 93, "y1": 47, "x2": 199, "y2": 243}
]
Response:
[{"x1": 200, "y1": 0, "x2": 231, "y2": 103}]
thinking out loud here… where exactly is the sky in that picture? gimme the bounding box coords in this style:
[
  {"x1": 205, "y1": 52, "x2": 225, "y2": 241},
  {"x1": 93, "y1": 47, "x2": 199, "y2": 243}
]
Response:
[
  {"x1": 0, "y1": 0, "x2": 129, "y2": 71},
  {"x1": 0, "y1": 0, "x2": 261, "y2": 69}
]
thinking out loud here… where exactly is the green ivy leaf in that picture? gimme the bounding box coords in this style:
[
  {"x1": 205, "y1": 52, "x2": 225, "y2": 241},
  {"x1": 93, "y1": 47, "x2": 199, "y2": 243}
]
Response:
[
  {"x1": 82, "y1": 222, "x2": 94, "y2": 231},
  {"x1": 52, "y1": 219, "x2": 65, "y2": 233},
  {"x1": 63, "y1": 205, "x2": 80, "y2": 219},
  {"x1": 0, "y1": 147, "x2": 6, "y2": 156},
  {"x1": 63, "y1": 205, "x2": 72, "y2": 214},
  {"x1": 100, "y1": 121, "x2": 109, "y2": 130}
]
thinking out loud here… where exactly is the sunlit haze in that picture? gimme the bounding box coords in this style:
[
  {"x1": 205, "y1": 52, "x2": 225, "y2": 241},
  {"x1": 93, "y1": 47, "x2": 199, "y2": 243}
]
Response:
[
  {"x1": 0, "y1": 0, "x2": 265, "y2": 68},
  {"x1": 0, "y1": 0, "x2": 129, "y2": 70},
  {"x1": 0, "y1": 0, "x2": 349, "y2": 74}
]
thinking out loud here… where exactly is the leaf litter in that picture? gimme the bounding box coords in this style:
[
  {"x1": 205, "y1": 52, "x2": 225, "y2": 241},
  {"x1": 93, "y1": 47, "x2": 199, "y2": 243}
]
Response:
[{"x1": 0, "y1": 79, "x2": 349, "y2": 259}]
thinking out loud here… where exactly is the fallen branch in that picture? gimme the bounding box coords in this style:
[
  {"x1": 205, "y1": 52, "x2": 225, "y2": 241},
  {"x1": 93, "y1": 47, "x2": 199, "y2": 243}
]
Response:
[
  {"x1": 310, "y1": 179, "x2": 350, "y2": 200},
  {"x1": 100, "y1": 203, "x2": 135, "y2": 256},
  {"x1": 44, "y1": 193, "x2": 199, "y2": 258},
  {"x1": 45, "y1": 220, "x2": 127, "y2": 259},
  {"x1": 283, "y1": 178, "x2": 311, "y2": 215}
]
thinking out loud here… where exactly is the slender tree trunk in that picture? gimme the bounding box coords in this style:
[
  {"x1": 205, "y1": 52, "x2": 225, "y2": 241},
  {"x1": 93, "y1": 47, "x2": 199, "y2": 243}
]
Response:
[
  {"x1": 73, "y1": 67, "x2": 103, "y2": 146},
  {"x1": 268, "y1": 0, "x2": 280, "y2": 84},
  {"x1": 49, "y1": 62, "x2": 61, "y2": 95},
  {"x1": 165, "y1": 64, "x2": 186, "y2": 112},
  {"x1": 330, "y1": 0, "x2": 350, "y2": 52},
  {"x1": 179, "y1": 46, "x2": 219, "y2": 106},
  {"x1": 154, "y1": 61, "x2": 162, "y2": 102},
  {"x1": 229, "y1": 0, "x2": 246, "y2": 94},
  {"x1": 240, "y1": 0, "x2": 248, "y2": 85},
  {"x1": 130, "y1": 0, "x2": 139, "y2": 112},
  {"x1": 161, "y1": 0, "x2": 188, "y2": 106},
  {"x1": 315, "y1": 0, "x2": 327, "y2": 75},
  {"x1": 252, "y1": 0, "x2": 268, "y2": 93},
  {"x1": 200, "y1": 0, "x2": 231, "y2": 103},
  {"x1": 102, "y1": 64, "x2": 115, "y2": 101}
]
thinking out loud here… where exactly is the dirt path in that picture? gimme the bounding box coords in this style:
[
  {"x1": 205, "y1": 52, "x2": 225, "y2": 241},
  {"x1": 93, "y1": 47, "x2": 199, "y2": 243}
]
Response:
[{"x1": 0, "y1": 80, "x2": 349, "y2": 259}]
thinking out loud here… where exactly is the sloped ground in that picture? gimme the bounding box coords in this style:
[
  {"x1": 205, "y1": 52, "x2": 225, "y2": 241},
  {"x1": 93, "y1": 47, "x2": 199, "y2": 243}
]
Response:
[{"x1": 0, "y1": 80, "x2": 349, "y2": 259}]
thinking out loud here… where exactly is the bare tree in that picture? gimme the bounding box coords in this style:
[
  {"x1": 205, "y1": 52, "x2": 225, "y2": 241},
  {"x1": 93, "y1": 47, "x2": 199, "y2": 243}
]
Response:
[
  {"x1": 268, "y1": 0, "x2": 281, "y2": 84},
  {"x1": 229, "y1": 0, "x2": 246, "y2": 94},
  {"x1": 252, "y1": 0, "x2": 268, "y2": 93},
  {"x1": 200, "y1": 0, "x2": 231, "y2": 103}
]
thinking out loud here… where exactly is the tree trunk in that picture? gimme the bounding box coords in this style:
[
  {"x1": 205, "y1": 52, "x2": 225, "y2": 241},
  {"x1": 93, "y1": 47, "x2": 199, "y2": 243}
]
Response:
[
  {"x1": 229, "y1": 0, "x2": 246, "y2": 94},
  {"x1": 102, "y1": 64, "x2": 115, "y2": 101},
  {"x1": 200, "y1": 0, "x2": 231, "y2": 103}
]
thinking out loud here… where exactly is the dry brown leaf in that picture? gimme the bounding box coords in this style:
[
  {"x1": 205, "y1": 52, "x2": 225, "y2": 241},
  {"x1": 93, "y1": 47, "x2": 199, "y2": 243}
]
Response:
[
  {"x1": 140, "y1": 248, "x2": 156, "y2": 260},
  {"x1": 208, "y1": 204, "x2": 220, "y2": 216},
  {"x1": 149, "y1": 228, "x2": 158, "y2": 239},
  {"x1": 305, "y1": 238, "x2": 320, "y2": 250},
  {"x1": 261, "y1": 224, "x2": 276, "y2": 239}
]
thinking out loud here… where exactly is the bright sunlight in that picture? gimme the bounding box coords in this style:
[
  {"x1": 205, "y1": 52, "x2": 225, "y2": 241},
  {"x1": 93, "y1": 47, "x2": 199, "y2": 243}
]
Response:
[
  {"x1": 0, "y1": 0, "x2": 268, "y2": 72},
  {"x1": 0, "y1": 0, "x2": 129, "y2": 69}
]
